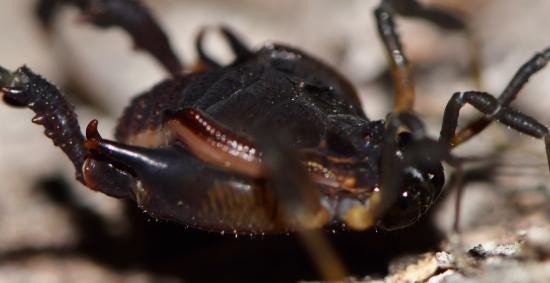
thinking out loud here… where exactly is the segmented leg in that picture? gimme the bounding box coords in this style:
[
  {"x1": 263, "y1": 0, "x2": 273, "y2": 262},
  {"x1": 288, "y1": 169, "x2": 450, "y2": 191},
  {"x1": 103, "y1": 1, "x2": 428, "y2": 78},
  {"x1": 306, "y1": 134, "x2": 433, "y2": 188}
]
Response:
[
  {"x1": 194, "y1": 25, "x2": 252, "y2": 71},
  {"x1": 440, "y1": 91, "x2": 550, "y2": 172},
  {"x1": 257, "y1": 133, "x2": 347, "y2": 280},
  {"x1": 386, "y1": 0, "x2": 483, "y2": 89},
  {"x1": 1, "y1": 65, "x2": 87, "y2": 182},
  {"x1": 375, "y1": 5, "x2": 415, "y2": 112},
  {"x1": 0, "y1": 65, "x2": 135, "y2": 197},
  {"x1": 194, "y1": 28, "x2": 221, "y2": 71},
  {"x1": 375, "y1": 0, "x2": 468, "y2": 112},
  {"x1": 383, "y1": 0, "x2": 465, "y2": 30},
  {"x1": 36, "y1": 0, "x2": 183, "y2": 76},
  {"x1": 450, "y1": 167, "x2": 465, "y2": 232},
  {"x1": 452, "y1": 47, "x2": 550, "y2": 146}
]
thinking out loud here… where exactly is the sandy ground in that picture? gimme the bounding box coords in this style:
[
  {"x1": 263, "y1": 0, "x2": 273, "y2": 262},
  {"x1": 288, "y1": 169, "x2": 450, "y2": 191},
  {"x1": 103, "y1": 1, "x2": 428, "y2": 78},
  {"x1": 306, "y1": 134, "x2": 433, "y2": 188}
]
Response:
[{"x1": 0, "y1": 0, "x2": 549, "y2": 282}]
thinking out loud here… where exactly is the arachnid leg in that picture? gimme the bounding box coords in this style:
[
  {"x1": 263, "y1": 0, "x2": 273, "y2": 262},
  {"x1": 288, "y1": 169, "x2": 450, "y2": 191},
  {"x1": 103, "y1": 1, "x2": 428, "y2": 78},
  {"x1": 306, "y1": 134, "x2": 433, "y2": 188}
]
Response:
[
  {"x1": 376, "y1": 0, "x2": 470, "y2": 112},
  {"x1": 452, "y1": 47, "x2": 550, "y2": 146},
  {"x1": 0, "y1": 65, "x2": 87, "y2": 182},
  {"x1": 382, "y1": 0, "x2": 465, "y2": 30},
  {"x1": 384, "y1": 0, "x2": 482, "y2": 88},
  {"x1": 194, "y1": 28, "x2": 222, "y2": 71},
  {"x1": 0, "y1": 65, "x2": 134, "y2": 196},
  {"x1": 194, "y1": 25, "x2": 252, "y2": 71},
  {"x1": 374, "y1": 4, "x2": 415, "y2": 112},
  {"x1": 36, "y1": 0, "x2": 183, "y2": 76},
  {"x1": 258, "y1": 134, "x2": 347, "y2": 280},
  {"x1": 440, "y1": 91, "x2": 550, "y2": 172}
]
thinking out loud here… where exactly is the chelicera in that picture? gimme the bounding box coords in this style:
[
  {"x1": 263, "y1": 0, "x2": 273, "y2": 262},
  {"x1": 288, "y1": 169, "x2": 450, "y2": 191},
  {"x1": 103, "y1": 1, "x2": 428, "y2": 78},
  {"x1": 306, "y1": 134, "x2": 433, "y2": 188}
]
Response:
[{"x1": 2, "y1": 0, "x2": 550, "y2": 240}]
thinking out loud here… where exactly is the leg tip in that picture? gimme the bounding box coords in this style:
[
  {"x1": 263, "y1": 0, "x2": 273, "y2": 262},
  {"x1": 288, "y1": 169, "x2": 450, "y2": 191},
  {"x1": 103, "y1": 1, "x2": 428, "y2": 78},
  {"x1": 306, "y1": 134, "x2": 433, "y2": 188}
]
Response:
[{"x1": 1, "y1": 67, "x2": 32, "y2": 107}]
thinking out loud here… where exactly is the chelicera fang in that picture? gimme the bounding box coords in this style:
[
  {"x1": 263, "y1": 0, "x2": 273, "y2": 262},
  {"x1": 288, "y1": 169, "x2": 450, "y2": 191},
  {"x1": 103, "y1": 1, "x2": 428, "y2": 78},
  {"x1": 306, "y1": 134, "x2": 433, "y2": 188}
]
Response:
[{"x1": 2, "y1": 0, "x2": 550, "y2": 253}]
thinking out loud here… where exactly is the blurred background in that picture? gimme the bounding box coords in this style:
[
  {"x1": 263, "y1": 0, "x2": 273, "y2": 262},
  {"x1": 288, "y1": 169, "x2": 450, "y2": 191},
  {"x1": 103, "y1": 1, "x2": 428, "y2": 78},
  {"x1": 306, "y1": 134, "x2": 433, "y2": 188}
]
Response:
[{"x1": 0, "y1": 0, "x2": 549, "y2": 282}]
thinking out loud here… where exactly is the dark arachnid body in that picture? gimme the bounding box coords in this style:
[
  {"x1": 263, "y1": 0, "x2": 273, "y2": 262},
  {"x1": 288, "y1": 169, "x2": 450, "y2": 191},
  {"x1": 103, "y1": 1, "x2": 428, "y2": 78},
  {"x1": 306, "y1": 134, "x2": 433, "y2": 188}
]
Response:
[
  {"x1": 107, "y1": 43, "x2": 445, "y2": 233},
  {"x1": 3, "y1": 0, "x2": 550, "y2": 250}
]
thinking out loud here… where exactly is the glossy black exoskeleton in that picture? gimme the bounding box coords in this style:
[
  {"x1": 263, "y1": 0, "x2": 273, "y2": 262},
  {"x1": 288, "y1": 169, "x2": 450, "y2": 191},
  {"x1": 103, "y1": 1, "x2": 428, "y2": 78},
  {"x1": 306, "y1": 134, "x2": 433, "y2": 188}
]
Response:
[{"x1": 2, "y1": 0, "x2": 550, "y2": 237}]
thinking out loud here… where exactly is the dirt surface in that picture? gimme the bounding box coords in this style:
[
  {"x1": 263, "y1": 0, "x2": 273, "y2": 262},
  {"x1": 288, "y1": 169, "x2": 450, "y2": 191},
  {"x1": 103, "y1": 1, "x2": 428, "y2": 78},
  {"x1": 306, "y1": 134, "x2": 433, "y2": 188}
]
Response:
[{"x1": 0, "y1": 0, "x2": 549, "y2": 282}]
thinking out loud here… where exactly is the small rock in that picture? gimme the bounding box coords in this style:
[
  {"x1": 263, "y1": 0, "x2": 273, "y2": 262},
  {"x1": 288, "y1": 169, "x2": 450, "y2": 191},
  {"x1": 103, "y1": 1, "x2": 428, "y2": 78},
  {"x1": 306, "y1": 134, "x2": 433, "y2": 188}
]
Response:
[
  {"x1": 435, "y1": 251, "x2": 456, "y2": 269},
  {"x1": 524, "y1": 225, "x2": 550, "y2": 256},
  {"x1": 468, "y1": 242, "x2": 522, "y2": 259},
  {"x1": 386, "y1": 253, "x2": 439, "y2": 283},
  {"x1": 427, "y1": 270, "x2": 460, "y2": 283}
]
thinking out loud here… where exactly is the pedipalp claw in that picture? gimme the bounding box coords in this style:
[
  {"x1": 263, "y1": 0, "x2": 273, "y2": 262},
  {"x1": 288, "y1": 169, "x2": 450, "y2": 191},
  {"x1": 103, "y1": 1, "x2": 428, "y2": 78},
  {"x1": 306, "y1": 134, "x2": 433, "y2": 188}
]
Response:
[{"x1": 84, "y1": 119, "x2": 103, "y2": 150}]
